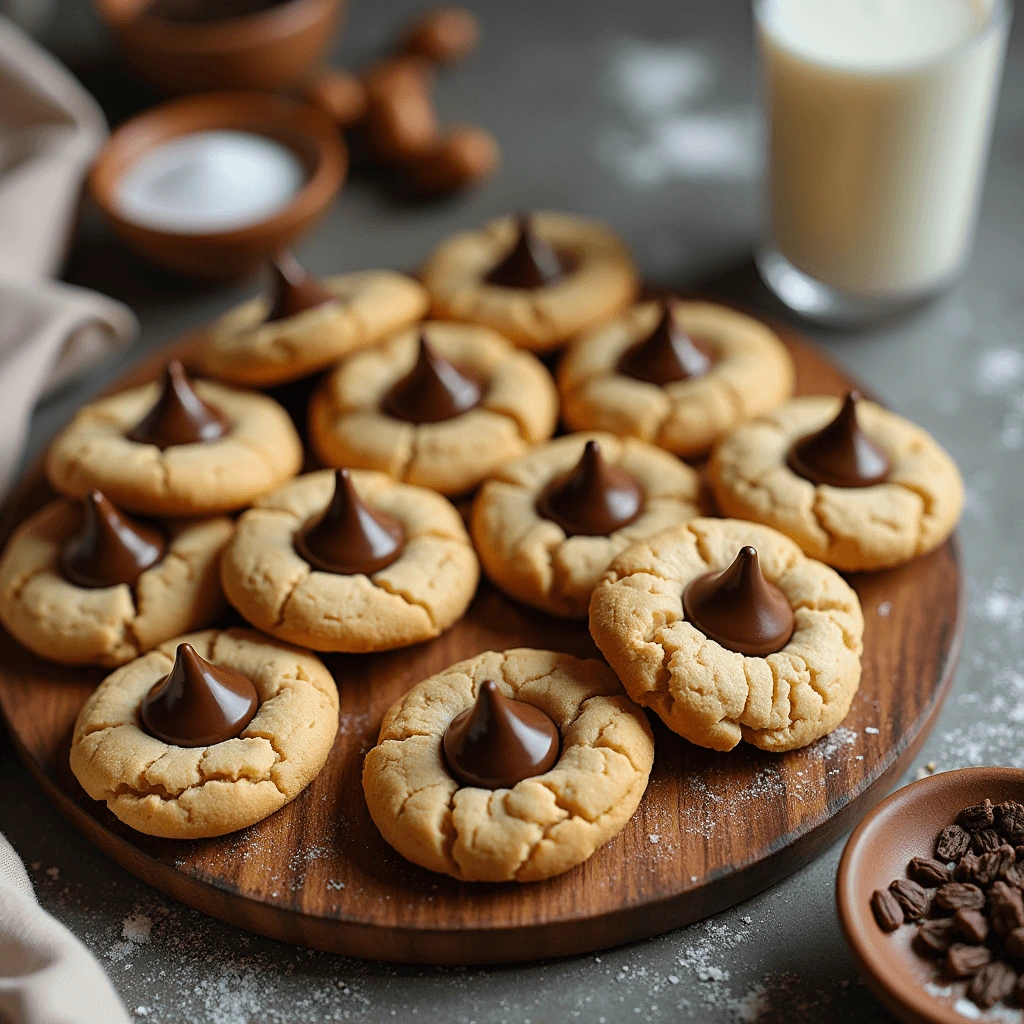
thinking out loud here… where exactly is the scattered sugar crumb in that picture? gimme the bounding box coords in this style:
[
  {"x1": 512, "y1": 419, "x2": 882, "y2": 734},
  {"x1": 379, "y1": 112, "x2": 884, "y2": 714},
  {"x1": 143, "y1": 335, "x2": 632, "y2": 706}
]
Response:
[
  {"x1": 45, "y1": 866, "x2": 59, "y2": 879},
  {"x1": 122, "y1": 914, "x2": 152, "y2": 944},
  {"x1": 648, "y1": 834, "x2": 660, "y2": 844},
  {"x1": 864, "y1": 727, "x2": 879, "y2": 735},
  {"x1": 877, "y1": 601, "x2": 892, "y2": 617}
]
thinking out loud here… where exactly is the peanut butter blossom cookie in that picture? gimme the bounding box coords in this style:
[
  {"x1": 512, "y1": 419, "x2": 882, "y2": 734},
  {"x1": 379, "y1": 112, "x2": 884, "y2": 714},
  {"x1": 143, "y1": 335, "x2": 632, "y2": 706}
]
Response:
[
  {"x1": 220, "y1": 468, "x2": 479, "y2": 652},
  {"x1": 419, "y1": 212, "x2": 640, "y2": 353},
  {"x1": 589, "y1": 517, "x2": 863, "y2": 752},
  {"x1": 308, "y1": 321, "x2": 558, "y2": 495},
  {"x1": 471, "y1": 432, "x2": 702, "y2": 618},
  {"x1": 70, "y1": 628, "x2": 339, "y2": 838},
  {"x1": 362, "y1": 648, "x2": 655, "y2": 882},
  {"x1": 195, "y1": 252, "x2": 429, "y2": 387},
  {"x1": 708, "y1": 392, "x2": 964, "y2": 571},
  {"x1": 0, "y1": 491, "x2": 230, "y2": 666},
  {"x1": 558, "y1": 298, "x2": 794, "y2": 457},
  {"x1": 46, "y1": 361, "x2": 302, "y2": 516}
]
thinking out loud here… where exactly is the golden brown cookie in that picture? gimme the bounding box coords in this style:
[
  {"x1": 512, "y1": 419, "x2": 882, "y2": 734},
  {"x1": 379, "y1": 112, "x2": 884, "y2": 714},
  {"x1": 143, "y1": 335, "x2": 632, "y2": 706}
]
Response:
[
  {"x1": 558, "y1": 299, "x2": 794, "y2": 457},
  {"x1": 362, "y1": 648, "x2": 655, "y2": 882},
  {"x1": 220, "y1": 468, "x2": 479, "y2": 652},
  {"x1": 708, "y1": 395, "x2": 964, "y2": 571},
  {"x1": 0, "y1": 497, "x2": 231, "y2": 667},
  {"x1": 46, "y1": 368, "x2": 303, "y2": 516},
  {"x1": 419, "y1": 212, "x2": 640, "y2": 353},
  {"x1": 69, "y1": 628, "x2": 339, "y2": 838},
  {"x1": 308, "y1": 321, "x2": 558, "y2": 496},
  {"x1": 470, "y1": 432, "x2": 702, "y2": 618},
  {"x1": 195, "y1": 269, "x2": 429, "y2": 388},
  {"x1": 589, "y1": 517, "x2": 863, "y2": 753}
]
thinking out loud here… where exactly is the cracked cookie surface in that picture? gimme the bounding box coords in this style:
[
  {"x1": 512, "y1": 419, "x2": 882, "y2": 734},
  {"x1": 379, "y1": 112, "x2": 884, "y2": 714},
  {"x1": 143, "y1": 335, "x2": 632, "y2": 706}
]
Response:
[
  {"x1": 0, "y1": 499, "x2": 231, "y2": 667},
  {"x1": 419, "y1": 212, "x2": 640, "y2": 354},
  {"x1": 70, "y1": 628, "x2": 339, "y2": 838},
  {"x1": 220, "y1": 469, "x2": 479, "y2": 652},
  {"x1": 362, "y1": 647, "x2": 655, "y2": 882},
  {"x1": 558, "y1": 300, "x2": 794, "y2": 457},
  {"x1": 308, "y1": 321, "x2": 559, "y2": 495},
  {"x1": 46, "y1": 379, "x2": 302, "y2": 516},
  {"x1": 470, "y1": 432, "x2": 702, "y2": 618},
  {"x1": 195, "y1": 270, "x2": 429, "y2": 387},
  {"x1": 589, "y1": 517, "x2": 863, "y2": 752},
  {"x1": 708, "y1": 396, "x2": 964, "y2": 571}
]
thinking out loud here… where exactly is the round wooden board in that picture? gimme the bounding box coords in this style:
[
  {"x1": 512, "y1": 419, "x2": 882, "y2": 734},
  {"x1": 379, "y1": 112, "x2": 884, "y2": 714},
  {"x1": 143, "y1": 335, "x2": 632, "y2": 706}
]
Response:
[{"x1": 0, "y1": 328, "x2": 963, "y2": 964}]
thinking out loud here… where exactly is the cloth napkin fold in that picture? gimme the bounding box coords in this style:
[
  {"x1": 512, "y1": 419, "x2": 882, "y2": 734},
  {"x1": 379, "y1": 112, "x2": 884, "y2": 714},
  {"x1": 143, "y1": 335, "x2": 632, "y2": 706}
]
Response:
[{"x1": 1, "y1": 15, "x2": 135, "y2": 1024}]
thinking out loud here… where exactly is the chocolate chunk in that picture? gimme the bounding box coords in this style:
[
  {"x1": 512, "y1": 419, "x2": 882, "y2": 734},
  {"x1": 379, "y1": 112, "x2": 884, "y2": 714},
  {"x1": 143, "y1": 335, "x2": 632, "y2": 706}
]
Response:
[
  {"x1": 945, "y1": 944, "x2": 993, "y2": 979},
  {"x1": 264, "y1": 252, "x2": 335, "y2": 323},
  {"x1": 954, "y1": 908, "x2": 990, "y2": 944},
  {"x1": 936, "y1": 882, "x2": 986, "y2": 912},
  {"x1": 908, "y1": 857, "x2": 952, "y2": 887},
  {"x1": 871, "y1": 888, "x2": 904, "y2": 933},
  {"x1": 126, "y1": 361, "x2": 230, "y2": 449},
  {"x1": 968, "y1": 961, "x2": 1017, "y2": 1009},
  {"x1": 617, "y1": 299, "x2": 715, "y2": 386},
  {"x1": 937, "y1": 824, "x2": 972, "y2": 861},
  {"x1": 1005, "y1": 927, "x2": 1024, "y2": 964},
  {"x1": 915, "y1": 918, "x2": 957, "y2": 956},
  {"x1": 890, "y1": 878, "x2": 930, "y2": 921},
  {"x1": 998, "y1": 801, "x2": 1024, "y2": 842},
  {"x1": 990, "y1": 881, "x2": 1024, "y2": 936},
  {"x1": 383, "y1": 333, "x2": 483, "y2": 424},
  {"x1": 682, "y1": 546, "x2": 795, "y2": 657},
  {"x1": 974, "y1": 828, "x2": 1003, "y2": 854},
  {"x1": 960, "y1": 799, "x2": 996, "y2": 832},
  {"x1": 485, "y1": 215, "x2": 567, "y2": 289}
]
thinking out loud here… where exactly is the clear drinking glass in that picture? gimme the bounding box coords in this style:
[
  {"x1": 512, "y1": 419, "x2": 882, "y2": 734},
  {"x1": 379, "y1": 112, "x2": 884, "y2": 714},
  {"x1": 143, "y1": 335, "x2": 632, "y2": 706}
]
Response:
[{"x1": 754, "y1": 0, "x2": 1012, "y2": 325}]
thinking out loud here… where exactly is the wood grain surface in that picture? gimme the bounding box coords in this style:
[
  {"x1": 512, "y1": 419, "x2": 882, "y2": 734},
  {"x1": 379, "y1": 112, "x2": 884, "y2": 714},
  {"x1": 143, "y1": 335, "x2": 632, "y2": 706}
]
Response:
[{"x1": 0, "y1": 330, "x2": 964, "y2": 964}]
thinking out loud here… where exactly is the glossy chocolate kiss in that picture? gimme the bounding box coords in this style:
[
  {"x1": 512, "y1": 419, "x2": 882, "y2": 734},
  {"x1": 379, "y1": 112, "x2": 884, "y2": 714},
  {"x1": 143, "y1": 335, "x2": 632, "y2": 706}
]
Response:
[
  {"x1": 617, "y1": 300, "x2": 715, "y2": 385},
  {"x1": 536, "y1": 440, "x2": 643, "y2": 536},
  {"x1": 295, "y1": 469, "x2": 405, "y2": 575},
  {"x1": 140, "y1": 643, "x2": 258, "y2": 748},
  {"x1": 787, "y1": 391, "x2": 891, "y2": 488},
  {"x1": 126, "y1": 361, "x2": 230, "y2": 449},
  {"x1": 265, "y1": 251, "x2": 336, "y2": 323},
  {"x1": 683, "y1": 546, "x2": 794, "y2": 657},
  {"x1": 443, "y1": 680, "x2": 560, "y2": 789},
  {"x1": 60, "y1": 491, "x2": 166, "y2": 589},
  {"x1": 485, "y1": 215, "x2": 567, "y2": 289},
  {"x1": 383, "y1": 333, "x2": 483, "y2": 424}
]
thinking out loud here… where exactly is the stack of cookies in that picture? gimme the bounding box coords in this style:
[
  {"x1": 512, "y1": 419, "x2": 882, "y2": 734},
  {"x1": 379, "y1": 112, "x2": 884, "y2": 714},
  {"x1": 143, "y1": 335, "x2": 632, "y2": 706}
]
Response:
[{"x1": 0, "y1": 210, "x2": 964, "y2": 885}]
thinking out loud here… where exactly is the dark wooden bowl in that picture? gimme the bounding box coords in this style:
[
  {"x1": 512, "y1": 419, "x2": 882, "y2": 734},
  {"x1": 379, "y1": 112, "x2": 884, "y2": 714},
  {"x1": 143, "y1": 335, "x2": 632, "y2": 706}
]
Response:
[
  {"x1": 837, "y1": 767, "x2": 1024, "y2": 1024},
  {"x1": 87, "y1": 91, "x2": 347, "y2": 280},
  {"x1": 93, "y1": 0, "x2": 345, "y2": 96}
]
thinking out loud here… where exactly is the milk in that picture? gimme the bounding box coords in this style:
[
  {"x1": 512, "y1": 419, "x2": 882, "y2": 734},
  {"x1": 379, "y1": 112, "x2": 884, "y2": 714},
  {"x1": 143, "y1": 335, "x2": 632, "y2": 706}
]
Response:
[{"x1": 757, "y1": 0, "x2": 1010, "y2": 305}]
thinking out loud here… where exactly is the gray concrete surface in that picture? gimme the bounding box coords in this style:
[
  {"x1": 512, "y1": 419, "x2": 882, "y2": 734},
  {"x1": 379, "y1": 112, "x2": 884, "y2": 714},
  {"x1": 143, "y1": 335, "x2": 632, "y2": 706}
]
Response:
[{"x1": 2, "y1": 1, "x2": 1022, "y2": 1020}]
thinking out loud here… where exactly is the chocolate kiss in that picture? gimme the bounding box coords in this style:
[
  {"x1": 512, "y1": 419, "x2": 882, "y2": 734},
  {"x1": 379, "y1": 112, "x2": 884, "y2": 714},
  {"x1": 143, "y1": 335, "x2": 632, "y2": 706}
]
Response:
[
  {"x1": 295, "y1": 469, "x2": 405, "y2": 575},
  {"x1": 683, "y1": 546, "x2": 794, "y2": 657},
  {"x1": 60, "y1": 491, "x2": 166, "y2": 589},
  {"x1": 265, "y1": 251, "x2": 336, "y2": 323},
  {"x1": 617, "y1": 300, "x2": 715, "y2": 385},
  {"x1": 536, "y1": 440, "x2": 643, "y2": 537},
  {"x1": 484, "y1": 214, "x2": 566, "y2": 289},
  {"x1": 383, "y1": 333, "x2": 483, "y2": 424},
  {"x1": 140, "y1": 643, "x2": 258, "y2": 748},
  {"x1": 443, "y1": 680, "x2": 560, "y2": 789},
  {"x1": 126, "y1": 361, "x2": 230, "y2": 449},
  {"x1": 787, "y1": 391, "x2": 891, "y2": 488}
]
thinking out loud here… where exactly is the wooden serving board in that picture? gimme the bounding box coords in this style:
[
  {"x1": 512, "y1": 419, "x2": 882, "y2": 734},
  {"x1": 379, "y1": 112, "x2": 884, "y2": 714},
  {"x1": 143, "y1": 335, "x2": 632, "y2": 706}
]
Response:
[{"x1": 0, "y1": 330, "x2": 964, "y2": 964}]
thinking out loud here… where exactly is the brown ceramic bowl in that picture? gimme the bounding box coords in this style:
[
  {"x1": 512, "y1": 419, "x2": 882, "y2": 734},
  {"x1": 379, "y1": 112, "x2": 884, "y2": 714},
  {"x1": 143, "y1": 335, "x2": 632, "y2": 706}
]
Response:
[
  {"x1": 94, "y1": 0, "x2": 344, "y2": 95},
  {"x1": 837, "y1": 767, "x2": 1024, "y2": 1024},
  {"x1": 88, "y1": 91, "x2": 347, "y2": 280}
]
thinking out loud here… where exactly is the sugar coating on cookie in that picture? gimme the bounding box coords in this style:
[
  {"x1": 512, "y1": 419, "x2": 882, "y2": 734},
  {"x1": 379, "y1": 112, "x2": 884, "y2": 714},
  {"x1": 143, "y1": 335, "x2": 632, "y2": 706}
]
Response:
[
  {"x1": 196, "y1": 269, "x2": 429, "y2": 387},
  {"x1": 69, "y1": 628, "x2": 339, "y2": 838},
  {"x1": 420, "y1": 212, "x2": 640, "y2": 353},
  {"x1": 308, "y1": 321, "x2": 559, "y2": 496},
  {"x1": 589, "y1": 517, "x2": 864, "y2": 753},
  {"x1": 362, "y1": 648, "x2": 655, "y2": 882},
  {"x1": 220, "y1": 469, "x2": 479, "y2": 652},
  {"x1": 708, "y1": 396, "x2": 964, "y2": 571},
  {"x1": 471, "y1": 432, "x2": 702, "y2": 618},
  {"x1": 559, "y1": 300, "x2": 794, "y2": 457},
  {"x1": 0, "y1": 499, "x2": 231, "y2": 667},
  {"x1": 46, "y1": 377, "x2": 303, "y2": 516}
]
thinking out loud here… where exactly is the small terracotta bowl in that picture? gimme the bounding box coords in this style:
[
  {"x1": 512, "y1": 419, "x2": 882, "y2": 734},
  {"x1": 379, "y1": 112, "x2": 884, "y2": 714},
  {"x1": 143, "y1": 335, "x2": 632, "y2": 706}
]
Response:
[
  {"x1": 837, "y1": 766, "x2": 1024, "y2": 1024},
  {"x1": 88, "y1": 91, "x2": 347, "y2": 280},
  {"x1": 93, "y1": 0, "x2": 345, "y2": 96}
]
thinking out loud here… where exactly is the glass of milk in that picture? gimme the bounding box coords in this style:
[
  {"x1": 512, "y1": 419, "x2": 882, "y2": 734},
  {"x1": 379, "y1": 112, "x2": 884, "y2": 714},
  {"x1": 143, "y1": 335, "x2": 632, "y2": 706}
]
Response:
[{"x1": 755, "y1": 0, "x2": 1012, "y2": 325}]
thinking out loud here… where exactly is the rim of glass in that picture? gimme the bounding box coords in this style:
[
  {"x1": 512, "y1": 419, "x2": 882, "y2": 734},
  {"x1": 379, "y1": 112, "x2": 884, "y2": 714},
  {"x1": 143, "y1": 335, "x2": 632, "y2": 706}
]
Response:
[{"x1": 753, "y1": 0, "x2": 1013, "y2": 73}]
